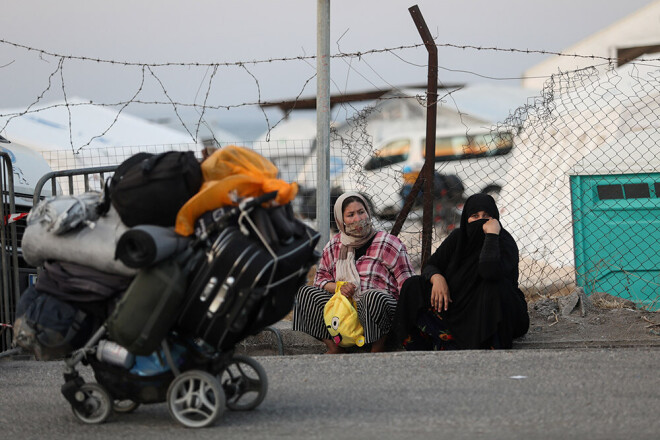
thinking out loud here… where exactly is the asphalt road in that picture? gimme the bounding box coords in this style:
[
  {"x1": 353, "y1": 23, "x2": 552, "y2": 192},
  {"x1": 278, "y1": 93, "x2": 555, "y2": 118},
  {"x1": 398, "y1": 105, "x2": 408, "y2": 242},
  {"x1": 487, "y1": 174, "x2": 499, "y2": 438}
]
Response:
[{"x1": 1, "y1": 348, "x2": 658, "y2": 440}]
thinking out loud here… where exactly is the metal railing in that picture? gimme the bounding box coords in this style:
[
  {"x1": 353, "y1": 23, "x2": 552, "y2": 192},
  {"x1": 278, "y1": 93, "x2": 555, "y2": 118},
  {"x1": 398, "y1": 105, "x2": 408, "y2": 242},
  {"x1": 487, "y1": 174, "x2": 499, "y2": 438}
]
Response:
[
  {"x1": 0, "y1": 152, "x2": 20, "y2": 354},
  {"x1": 32, "y1": 165, "x2": 118, "y2": 206},
  {"x1": 1, "y1": 165, "x2": 118, "y2": 356}
]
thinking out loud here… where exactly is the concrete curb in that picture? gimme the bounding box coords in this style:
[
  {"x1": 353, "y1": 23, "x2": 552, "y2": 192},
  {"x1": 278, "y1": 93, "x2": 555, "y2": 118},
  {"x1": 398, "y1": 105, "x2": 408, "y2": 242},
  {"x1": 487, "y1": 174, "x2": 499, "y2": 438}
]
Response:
[
  {"x1": 235, "y1": 320, "x2": 660, "y2": 356},
  {"x1": 6, "y1": 320, "x2": 659, "y2": 361},
  {"x1": 235, "y1": 320, "x2": 325, "y2": 356}
]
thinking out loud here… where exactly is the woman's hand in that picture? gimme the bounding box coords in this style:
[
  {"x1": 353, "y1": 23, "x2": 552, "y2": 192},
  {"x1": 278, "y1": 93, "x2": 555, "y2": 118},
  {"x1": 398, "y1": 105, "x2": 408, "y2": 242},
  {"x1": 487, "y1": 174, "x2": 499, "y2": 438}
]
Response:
[
  {"x1": 430, "y1": 274, "x2": 451, "y2": 311},
  {"x1": 483, "y1": 218, "x2": 501, "y2": 235},
  {"x1": 339, "y1": 282, "x2": 357, "y2": 298}
]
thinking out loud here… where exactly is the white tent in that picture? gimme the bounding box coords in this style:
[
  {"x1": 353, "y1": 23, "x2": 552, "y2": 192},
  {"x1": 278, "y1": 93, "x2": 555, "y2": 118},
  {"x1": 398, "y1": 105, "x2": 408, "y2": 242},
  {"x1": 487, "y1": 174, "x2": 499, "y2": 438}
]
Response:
[
  {"x1": 500, "y1": 60, "x2": 660, "y2": 273},
  {"x1": 0, "y1": 98, "x2": 200, "y2": 171},
  {"x1": 522, "y1": 1, "x2": 660, "y2": 90},
  {"x1": 437, "y1": 83, "x2": 537, "y2": 125},
  {"x1": 253, "y1": 118, "x2": 317, "y2": 182},
  {"x1": 254, "y1": 118, "x2": 316, "y2": 155},
  {"x1": 573, "y1": 129, "x2": 660, "y2": 176}
]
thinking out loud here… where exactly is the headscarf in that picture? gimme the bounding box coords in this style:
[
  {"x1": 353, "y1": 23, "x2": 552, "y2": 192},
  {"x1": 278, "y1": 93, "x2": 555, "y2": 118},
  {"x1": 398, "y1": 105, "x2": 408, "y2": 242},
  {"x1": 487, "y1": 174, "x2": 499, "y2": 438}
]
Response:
[
  {"x1": 460, "y1": 193, "x2": 500, "y2": 225},
  {"x1": 333, "y1": 192, "x2": 377, "y2": 298}
]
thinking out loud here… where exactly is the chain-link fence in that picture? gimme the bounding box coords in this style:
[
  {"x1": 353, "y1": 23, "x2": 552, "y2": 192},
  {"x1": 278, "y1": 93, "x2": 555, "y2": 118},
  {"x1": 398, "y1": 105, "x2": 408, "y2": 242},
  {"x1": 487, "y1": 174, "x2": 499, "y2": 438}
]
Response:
[
  {"x1": 498, "y1": 62, "x2": 660, "y2": 310},
  {"x1": 32, "y1": 62, "x2": 660, "y2": 310},
  {"x1": 39, "y1": 143, "x2": 202, "y2": 194},
  {"x1": 40, "y1": 139, "x2": 315, "y2": 193},
  {"x1": 288, "y1": 63, "x2": 660, "y2": 310}
]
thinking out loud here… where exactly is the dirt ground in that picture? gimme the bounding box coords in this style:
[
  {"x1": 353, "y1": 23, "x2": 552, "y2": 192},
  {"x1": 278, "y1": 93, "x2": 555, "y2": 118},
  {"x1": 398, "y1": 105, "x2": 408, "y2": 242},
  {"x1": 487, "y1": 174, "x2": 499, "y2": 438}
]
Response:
[{"x1": 518, "y1": 290, "x2": 660, "y2": 348}]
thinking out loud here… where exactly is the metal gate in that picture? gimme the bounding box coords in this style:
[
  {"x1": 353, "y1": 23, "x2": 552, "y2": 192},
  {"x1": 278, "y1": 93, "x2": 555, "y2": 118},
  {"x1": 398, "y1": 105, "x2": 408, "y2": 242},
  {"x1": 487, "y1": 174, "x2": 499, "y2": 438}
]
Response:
[
  {"x1": 0, "y1": 165, "x2": 117, "y2": 357},
  {"x1": 0, "y1": 152, "x2": 21, "y2": 355}
]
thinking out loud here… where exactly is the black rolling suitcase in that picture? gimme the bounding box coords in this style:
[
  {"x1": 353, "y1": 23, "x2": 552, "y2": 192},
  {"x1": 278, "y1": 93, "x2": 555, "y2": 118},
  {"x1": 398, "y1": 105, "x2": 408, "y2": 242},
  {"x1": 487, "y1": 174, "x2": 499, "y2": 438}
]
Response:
[{"x1": 176, "y1": 199, "x2": 320, "y2": 351}]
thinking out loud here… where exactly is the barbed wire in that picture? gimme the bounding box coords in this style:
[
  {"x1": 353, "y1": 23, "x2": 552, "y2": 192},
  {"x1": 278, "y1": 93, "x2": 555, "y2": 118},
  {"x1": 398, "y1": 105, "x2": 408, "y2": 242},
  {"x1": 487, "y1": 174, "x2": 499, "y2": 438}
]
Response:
[
  {"x1": 147, "y1": 65, "x2": 196, "y2": 141},
  {"x1": 2, "y1": 35, "x2": 656, "y2": 124},
  {"x1": 1, "y1": 36, "x2": 658, "y2": 161},
  {"x1": 3, "y1": 37, "x2": 660, "y2": 69},
  {"x1": 3, "y1": 36, "x2": 656, "y2": 130},
  {"x1": 75, "y1": 66, "x2": 148, "y2": 154}
]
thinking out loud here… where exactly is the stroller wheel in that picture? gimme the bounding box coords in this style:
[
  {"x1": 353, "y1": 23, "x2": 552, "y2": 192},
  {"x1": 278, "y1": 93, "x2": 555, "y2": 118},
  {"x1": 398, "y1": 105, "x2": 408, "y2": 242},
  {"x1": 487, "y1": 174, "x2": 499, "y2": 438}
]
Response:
[
  {"x1": 113, "y1": 399, "x2": 140, "y2": 414},
  {"x1": 220, "y1": 355, "x2": 268, "y2": 411},
  {"x1": 71, "y1": 383, "x2": 113, "y2": 424},
  {"x1": 167, "y1": 370, "x2": 225, "y2": 428}
]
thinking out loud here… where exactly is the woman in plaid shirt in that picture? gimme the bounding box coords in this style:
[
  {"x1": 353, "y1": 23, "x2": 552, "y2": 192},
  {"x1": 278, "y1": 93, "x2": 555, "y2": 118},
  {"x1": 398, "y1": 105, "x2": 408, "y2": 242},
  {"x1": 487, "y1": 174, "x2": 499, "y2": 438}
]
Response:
[{"x1": 293, "y1": 192, "x2": 414, "y2": 353}]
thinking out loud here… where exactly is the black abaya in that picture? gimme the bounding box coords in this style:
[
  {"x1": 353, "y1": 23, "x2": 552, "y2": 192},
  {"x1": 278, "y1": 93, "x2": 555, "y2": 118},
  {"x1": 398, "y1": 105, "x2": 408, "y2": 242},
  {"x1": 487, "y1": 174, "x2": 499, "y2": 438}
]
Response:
[{"x1": 392, "y1": 194, "x2": 529, "y2": 349}]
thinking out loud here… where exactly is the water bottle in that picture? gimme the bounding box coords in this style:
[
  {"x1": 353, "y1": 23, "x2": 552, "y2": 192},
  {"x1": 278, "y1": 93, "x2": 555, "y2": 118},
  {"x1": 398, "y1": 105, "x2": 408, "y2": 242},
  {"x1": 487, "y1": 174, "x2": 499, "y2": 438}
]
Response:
[{"x1": 97, "y1": 340, "x2": 135, "y2": 369}]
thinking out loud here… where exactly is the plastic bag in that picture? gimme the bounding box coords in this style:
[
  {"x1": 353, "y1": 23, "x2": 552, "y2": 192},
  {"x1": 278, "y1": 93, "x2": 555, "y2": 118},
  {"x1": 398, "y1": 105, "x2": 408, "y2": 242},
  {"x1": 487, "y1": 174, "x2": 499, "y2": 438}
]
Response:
[{"x1": 175, "y1": 146, "x2": 298, "y2": 236}]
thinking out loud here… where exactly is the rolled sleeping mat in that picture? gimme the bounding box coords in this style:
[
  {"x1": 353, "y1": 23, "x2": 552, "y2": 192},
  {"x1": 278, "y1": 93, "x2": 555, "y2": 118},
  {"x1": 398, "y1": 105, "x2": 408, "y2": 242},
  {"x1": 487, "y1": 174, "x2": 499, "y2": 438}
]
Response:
[{"x1": 115, "y1": 225, "x2": 192, "y2": 269}]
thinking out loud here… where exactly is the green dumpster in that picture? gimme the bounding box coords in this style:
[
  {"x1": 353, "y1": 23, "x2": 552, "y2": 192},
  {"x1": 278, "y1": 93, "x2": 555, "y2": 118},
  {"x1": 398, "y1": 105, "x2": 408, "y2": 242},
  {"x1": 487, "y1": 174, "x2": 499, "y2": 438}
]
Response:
[{"x1": 570, "y1": 130, "x2": 660, "y2": 310}]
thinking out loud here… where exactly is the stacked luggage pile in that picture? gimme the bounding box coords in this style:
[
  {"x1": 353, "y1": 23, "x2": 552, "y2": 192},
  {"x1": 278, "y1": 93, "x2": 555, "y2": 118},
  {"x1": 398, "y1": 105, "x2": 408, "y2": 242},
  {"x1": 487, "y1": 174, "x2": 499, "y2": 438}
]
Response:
[{"x1": 12, "y1": 147, "x2": 320, "y2": 428}]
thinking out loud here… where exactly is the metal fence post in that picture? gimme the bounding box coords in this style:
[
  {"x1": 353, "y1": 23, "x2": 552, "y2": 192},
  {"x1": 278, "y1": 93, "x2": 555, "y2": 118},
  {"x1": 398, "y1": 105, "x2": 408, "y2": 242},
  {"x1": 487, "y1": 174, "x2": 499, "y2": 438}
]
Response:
[
  {"x1": 409, "y1": 5, "x2": 438, "y2": 268},
  {"x1": 316, "y1": 0, "x2": 331, "y2": 248}
]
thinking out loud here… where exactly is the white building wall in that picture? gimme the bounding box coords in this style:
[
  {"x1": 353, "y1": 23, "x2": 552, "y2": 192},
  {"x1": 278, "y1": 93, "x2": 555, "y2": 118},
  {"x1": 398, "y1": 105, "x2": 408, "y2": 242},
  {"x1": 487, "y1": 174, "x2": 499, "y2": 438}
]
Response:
[{"x1": 522, "y1": 1, "x2": 660, "y2": 90}]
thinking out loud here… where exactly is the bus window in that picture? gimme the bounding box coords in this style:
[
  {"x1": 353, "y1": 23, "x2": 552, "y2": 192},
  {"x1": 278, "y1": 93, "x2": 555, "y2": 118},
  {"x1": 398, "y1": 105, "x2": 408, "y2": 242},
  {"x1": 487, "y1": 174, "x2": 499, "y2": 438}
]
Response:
[
  {"x1": 428, "y1": 131, "x2": 514, "y2": 161},
  {"x1": 364, "y1": 139, "x2": 411, "y2": 170},
  {"x1": 422, "y1": 135, "x2": 468, "y2": 162},
  {"x1": 464, "y1": 135, "x2": 489, "y2": 156},
  {"x1": 471, "y1": 132, "x2": 514, "y2": 157}
]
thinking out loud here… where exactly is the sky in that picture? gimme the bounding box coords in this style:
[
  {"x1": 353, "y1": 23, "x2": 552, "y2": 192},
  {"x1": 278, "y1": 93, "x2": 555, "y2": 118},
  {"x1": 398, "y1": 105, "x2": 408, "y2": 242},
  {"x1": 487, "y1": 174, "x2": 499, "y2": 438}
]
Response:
[{"x1": 1, "y1": 0, "x2": 656, "y2": 140}]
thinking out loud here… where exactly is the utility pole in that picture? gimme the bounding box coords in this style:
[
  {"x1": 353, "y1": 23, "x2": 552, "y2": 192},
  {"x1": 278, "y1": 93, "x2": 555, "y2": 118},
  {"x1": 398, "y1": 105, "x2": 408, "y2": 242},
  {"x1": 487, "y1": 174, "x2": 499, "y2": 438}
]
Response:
[{"x1": 316, "y1": 0, "x2": 331, "y2": 247}]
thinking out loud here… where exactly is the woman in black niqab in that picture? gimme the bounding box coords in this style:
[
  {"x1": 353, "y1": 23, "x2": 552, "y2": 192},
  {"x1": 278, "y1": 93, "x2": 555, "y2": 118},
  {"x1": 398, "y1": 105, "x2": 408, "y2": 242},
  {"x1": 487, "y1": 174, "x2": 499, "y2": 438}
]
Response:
[{"x1": 391, "y1": 193, "x2": 529, "y2": 350}]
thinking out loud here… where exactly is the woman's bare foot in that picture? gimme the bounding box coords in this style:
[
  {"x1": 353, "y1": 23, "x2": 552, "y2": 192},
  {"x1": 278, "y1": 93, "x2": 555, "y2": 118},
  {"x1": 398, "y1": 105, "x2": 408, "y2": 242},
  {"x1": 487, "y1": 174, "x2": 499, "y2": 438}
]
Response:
[{"x1": 322, "y1": 339, "x2": 345, "y2": 354}]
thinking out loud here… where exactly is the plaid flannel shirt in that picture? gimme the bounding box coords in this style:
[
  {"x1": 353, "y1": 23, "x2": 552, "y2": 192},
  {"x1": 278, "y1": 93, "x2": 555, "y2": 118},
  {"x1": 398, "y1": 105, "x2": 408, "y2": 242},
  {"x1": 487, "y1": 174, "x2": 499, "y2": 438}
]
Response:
[{"x1": 314, "y1": 231, "x2": 414, "y2": 300}]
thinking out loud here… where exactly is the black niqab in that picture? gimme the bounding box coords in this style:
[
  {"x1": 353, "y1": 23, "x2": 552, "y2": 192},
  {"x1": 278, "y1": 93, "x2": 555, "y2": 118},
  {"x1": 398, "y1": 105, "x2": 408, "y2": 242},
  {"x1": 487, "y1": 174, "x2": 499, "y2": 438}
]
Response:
[{"x1": 455, "y1": 193, "x2": 499, "y2": 259}]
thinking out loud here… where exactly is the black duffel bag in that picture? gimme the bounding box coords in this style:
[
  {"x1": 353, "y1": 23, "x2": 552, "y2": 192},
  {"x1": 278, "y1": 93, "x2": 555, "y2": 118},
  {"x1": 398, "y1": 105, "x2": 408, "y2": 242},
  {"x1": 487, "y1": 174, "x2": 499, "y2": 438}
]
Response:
[{"x1": 99, "y1": 151, "x2": 203, "y2": 227}]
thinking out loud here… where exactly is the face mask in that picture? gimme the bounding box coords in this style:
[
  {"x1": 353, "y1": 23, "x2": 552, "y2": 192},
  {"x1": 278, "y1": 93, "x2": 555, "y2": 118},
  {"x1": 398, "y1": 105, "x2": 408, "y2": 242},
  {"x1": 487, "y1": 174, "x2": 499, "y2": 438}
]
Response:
[{"x1": 344, "y1": 217, "x2": 372, "y2": 238}]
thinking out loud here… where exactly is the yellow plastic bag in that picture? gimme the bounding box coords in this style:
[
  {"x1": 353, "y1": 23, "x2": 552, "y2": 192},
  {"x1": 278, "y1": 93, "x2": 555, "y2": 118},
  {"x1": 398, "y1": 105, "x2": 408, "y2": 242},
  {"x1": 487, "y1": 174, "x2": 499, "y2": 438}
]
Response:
[
  {"x1": 175, "y1": 146, "x2": 298, "y2": 236},
  {"x1": 323, "y1": 282, "x2": 365, "y2": 347}
]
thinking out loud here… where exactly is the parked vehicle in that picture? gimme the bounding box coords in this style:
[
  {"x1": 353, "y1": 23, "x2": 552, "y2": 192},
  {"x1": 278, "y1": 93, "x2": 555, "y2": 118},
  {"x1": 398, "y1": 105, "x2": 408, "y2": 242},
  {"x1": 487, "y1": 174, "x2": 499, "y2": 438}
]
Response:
[
  {"x1": 295, "y1": 126, "x2": 515, "y2": 221},
  {"x1": 0, "y1": 135, "x2": 55, "y2": 292}
]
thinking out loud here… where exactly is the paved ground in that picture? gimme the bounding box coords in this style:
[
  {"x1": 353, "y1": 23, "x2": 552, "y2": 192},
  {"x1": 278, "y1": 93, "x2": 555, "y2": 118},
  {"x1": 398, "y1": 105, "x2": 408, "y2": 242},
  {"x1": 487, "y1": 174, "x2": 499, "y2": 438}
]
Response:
[
  {"x1": 1, "y1": 348, "x2": 659, "y2": 439},
  {"x1": 2, "y1": 290, "x2": 658, "y2": 439}
]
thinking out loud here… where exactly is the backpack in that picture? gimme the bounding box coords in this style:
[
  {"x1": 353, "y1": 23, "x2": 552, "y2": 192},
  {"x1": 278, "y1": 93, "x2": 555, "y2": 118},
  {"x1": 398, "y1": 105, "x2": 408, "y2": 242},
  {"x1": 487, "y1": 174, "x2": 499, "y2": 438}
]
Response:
[
  {"x1": 13, "y1": 286, "x2": 104, "y2": 360},
  {"x1": 107, "y1": 249, "x2": 200, "y2": 355},
  {"x1": 100, "y1": 151, "x2": 203, "y2": 227},
  {"x1": 323, "y1": 283, "x2": 365, "y2": 348}
]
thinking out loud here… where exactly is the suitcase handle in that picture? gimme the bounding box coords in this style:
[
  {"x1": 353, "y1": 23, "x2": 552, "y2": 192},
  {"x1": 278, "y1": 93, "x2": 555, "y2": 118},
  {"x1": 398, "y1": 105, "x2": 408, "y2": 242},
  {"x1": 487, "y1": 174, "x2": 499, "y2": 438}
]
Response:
[
  {"x1": 190, "y1": 191, "x2": 279, "y2": 246},
  {"x1": 239, "y1": 191, "x2": 278, "y2": 211},
  {"x1": 216, "y1": 191, "x2": 279, "y2": 222}
]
